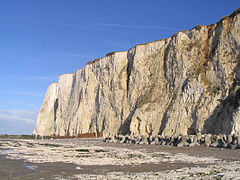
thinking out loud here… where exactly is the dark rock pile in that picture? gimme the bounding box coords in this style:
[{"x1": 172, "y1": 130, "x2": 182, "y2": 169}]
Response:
[{"x1": 103, "y1": 134, "x2": 240, "y2": 149}]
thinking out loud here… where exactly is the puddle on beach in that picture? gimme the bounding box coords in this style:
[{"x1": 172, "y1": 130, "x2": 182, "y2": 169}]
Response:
[
  {"x1": 26, "y1": 164, "x2": 37, "y2": 170},
  {"x1": 0, "y1": 148, "x2": 13, "y2": 152}
]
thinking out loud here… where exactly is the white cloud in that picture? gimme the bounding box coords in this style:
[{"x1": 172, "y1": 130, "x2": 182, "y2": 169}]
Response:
[
  {"x1": 0, "y1": 90, "x2": 43, "y2": 97},
  {"x1": 0, "y1": 75, "x2": 57, "y2": 81},
  {"x1": 0, "y1": 16, "x2": 91, "y2": 29},
  {"x1": 0, "y1": 16, "x2": 177, "y2": 32},
  {"x1": 0, "y1": 109, "x2": 38, "y2": 124},
  {"x1": 96, "y1": 23, "x2": 177, "y2": 31},
  {"x1": 26, "y1": 19, "x2": 177, "y2": 32}
]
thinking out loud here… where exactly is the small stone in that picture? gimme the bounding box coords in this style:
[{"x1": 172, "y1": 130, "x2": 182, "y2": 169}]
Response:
[
  {"x1": 139, "y1": 137, "x2": 149, "y2": 145},
  {"x1": 188, "y1": 135, "x2": 196, "y2": 143},
  {"x1": 149, "y1": 135, "x2": 155, "y2": 142},
  {"x1": 188, "y1": 142, "x2": 196, "y2": 147},
  {"x1": 237, "y1": 136, "x2": 240, "y2": 145},
  {"x1": 227, "y1": 135, "x2": 232, "y2": 144},
  {"x1": 222, "y1": 143, "x2": 229, "y2": 148},
  {"x1": 104, "y1": 137, "x2": 110, "y2": 143},
  {"x1": 200, "y1": 136, "x2": 205, "y2": 145},
  {"x1": 119, "y1": 136, "x2": 126, "y2": 143},
  {"x1": 228, "y1": 144, "x2": 238, "y2": 149},
  {"x1": 210, "y1": 142, "x2": 218, "y2": 148},
  {"x1": 197, "y1": 133, "x2": 202, "y2": 142},
  {"x1": 222, "y1": 134, "x2": 227, "y2": 143},
  {"x1": 180, "y1": 136, "x2": 189, "y2": 147},
  {"x1": 237, "y1": 144, "x2": 240, "y2": 149},
  {"x1": 151, "y1": 137, "x2": 160, "y2": 145},
  {"x1": 204, "y1": 134, "x2": 212, "y2": 147},
  {"x1": 131, "y1": 139, "x2": 136, "y2": 144},
  {"x1": 164, "y1": 136, "x2": 171, "y2": 145},
  {"x1": 209, "y1": 136, "x2": 218, "y2": 147},
  {"x1": 217, "y1": 138, "x2": 225, "y2": 147},
  {"x1": 176, "y1": 142, "x2": 184, "y2": 147},
  {"x1": 232, "y1": 134, "x2": 238, "y2": 145},
  {"x1": 109, "y1": 137, "x2": 117, "y2": 143},
  {"x1": 194, "y1": 141, "x2": 200, "y2": 146},
  {"x1": 189, "y1": 135, "x2": 200, "y2": 147},
  {"x1": 172, "y1": 136, "x2": 180, "y2": 146},
  {"x1": 150, "y1": 140, "x2": 158, "y2": 145}
]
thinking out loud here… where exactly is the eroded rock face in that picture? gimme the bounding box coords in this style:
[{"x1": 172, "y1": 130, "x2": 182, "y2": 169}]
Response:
[
  {"x1": 33, "y1": 83, "x2": 58, "y2": 136},
  {"x1": 34, "y1": 8, "x2": 240, "y2": 137}
]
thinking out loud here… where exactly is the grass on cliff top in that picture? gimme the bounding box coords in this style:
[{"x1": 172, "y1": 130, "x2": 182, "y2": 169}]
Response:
[{"x1": 86, "y1": 51, "x2": 116, "y2": 66}]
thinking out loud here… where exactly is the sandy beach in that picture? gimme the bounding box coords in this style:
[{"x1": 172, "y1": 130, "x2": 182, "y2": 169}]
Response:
[{"x1": 0, "y1": 138, "x2": 240, "y2": 179}]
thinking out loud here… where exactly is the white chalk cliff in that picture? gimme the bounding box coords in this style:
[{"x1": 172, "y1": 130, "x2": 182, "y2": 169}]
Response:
[{"x1": 34, "y1": 8, "x2": 240, "y2": 137}]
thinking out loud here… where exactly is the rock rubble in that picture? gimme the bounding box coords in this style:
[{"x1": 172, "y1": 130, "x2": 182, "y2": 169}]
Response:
[{"x1": 104, "y1": 133, "x2": 240, "y2": 149}]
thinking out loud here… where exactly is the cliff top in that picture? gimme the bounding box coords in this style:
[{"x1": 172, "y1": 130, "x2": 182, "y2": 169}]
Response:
[
  {"x1": 85, "y1": 7, "x2": 240, "y2": 66},
  {"x1": 221, "y1": 6, "x2": 240, "y2": 20},
  {"x1": 59, "y1": 7, "x2": 240, "y2": 78}
]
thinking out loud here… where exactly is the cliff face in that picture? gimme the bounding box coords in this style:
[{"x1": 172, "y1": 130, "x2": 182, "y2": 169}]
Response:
[{"x1": 34, "y1": 8, "x2": 240, "y2": 137}]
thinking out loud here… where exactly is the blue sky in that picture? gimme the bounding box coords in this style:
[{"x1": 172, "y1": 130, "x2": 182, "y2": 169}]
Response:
[{"x1": 0, "y1": 0, "x2": 239, "y2": 135}]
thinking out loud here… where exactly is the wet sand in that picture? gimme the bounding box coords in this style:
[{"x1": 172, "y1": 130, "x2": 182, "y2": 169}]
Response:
[
  {"x1": 0, "y1": 155, "x2": 194, "y2": 180},
  {"x1": 0, "y1": 138, "x2": 239, "y2": 179},
  {"x1": 0, "y1": 154, "x2": 81, "y2": 180}
]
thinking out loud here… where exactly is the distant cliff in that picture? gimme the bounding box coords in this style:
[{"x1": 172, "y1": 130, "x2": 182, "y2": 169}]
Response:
[{"x1": 34, "y1": 8, "x2": 240, "y2": 137}]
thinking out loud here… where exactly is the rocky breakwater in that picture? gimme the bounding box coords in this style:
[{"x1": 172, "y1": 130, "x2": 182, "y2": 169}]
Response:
[
  {"x1": 34, "y1": 8, "x2": 240, "y2": 139},
  {"x1": 104, "y1": 133, "x2": 240, "y2": 149}
]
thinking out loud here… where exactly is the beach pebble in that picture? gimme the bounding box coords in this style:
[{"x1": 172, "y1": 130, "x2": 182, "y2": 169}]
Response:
[
  {"x1": 204, "y1": 134, "x2": 212, "y2": 147},
  {"x1": 227, "y1": 135, "x2": 233, "y2": 144}
]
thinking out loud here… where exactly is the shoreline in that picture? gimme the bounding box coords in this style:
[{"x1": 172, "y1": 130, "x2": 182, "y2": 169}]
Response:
[{"x1": 0, "y1": 138, "x2": 240, "y2": 179}]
